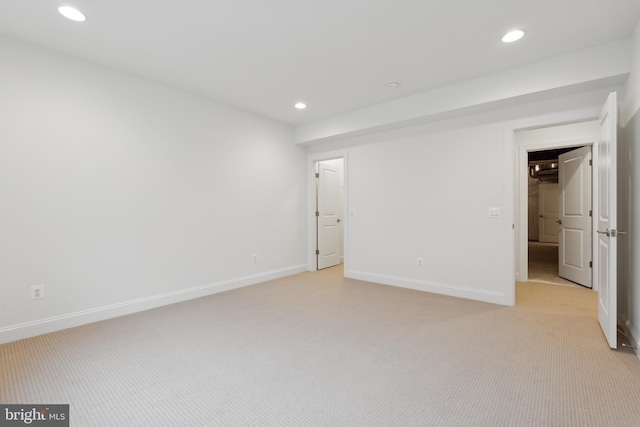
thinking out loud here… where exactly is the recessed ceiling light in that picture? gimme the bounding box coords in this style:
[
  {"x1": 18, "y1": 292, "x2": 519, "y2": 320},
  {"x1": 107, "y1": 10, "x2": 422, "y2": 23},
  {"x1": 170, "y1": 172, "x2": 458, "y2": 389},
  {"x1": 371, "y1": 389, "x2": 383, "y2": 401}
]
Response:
[
  {"x1": 294, "y1": 102, "x2": 307, "y2": 110},
  {"x1": 58, "y1": 6, "x2": 87, "y2": 22},
  {"x1": 387, "y1": 81, "x2": 399, "y2": 89},
  {"x1": 502, "y1": 29, "x2": 525, "y2": 43}
]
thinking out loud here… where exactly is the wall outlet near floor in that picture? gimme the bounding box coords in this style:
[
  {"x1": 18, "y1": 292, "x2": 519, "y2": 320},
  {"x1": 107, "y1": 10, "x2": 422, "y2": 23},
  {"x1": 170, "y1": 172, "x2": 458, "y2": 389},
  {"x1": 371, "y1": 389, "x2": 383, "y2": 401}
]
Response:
[
  {"x1": 416, "y1": 258, "x2": 424, "y2": 268},
  {"x1": 253, "y1": 254, "x2": 258, "y2": 263},
  {"x1": 31, "y1": 285, "x2": 45, "y2": 300}
]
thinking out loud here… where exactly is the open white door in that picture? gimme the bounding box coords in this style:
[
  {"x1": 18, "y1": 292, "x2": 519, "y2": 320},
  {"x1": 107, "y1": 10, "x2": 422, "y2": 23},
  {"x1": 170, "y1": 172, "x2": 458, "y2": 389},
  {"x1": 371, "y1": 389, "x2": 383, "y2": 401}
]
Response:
[
  {"x1": 317, "y1": 161, "x2": 342, "y2": 270},
  {"x1": 596, "y1": 93, "x2": 618, "y2": 349},
  {"x1": 558, "y1": 146, "x2": 592, "y2": 288},
  {"x1": 538, "y1": 183, "x2": 559, "y2": 243}
]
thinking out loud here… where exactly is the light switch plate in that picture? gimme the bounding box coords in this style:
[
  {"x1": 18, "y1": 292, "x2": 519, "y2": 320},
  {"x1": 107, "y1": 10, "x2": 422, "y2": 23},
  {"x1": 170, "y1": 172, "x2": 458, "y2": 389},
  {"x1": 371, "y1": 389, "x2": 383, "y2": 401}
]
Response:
[{"x1": 31, "y1": 285, "x2": 45, "y2": 300}]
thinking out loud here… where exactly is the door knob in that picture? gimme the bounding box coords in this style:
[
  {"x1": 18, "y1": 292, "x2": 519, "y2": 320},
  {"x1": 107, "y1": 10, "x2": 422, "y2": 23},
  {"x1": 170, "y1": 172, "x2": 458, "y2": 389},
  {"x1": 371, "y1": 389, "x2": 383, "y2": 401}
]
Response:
[
  {"x1": 556, "y1": 219, "x2": 562, "y2": 225},
  {"x1": 337, "y1": 218, "x2": 341, "y2": 223},
  {"x1": 597, "y1": 229, "x2": 626, "y2": 237}
]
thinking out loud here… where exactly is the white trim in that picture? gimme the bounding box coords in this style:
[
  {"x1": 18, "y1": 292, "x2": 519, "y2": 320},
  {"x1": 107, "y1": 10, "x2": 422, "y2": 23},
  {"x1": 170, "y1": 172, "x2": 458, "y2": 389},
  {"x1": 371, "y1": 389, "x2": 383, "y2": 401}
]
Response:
[
  {"x1": 0, "y1": 264, "x2": 307, "y2": 344},
  {"x1": 346, "y1": 270, "x2": 507, "y2": 305},
  {"x1": 625, "y1": 318, "x2": 640, "y2": 360},
  {"x1": 307, "y1": 150, "x2": 349, "y2": 273},
  {"x1": 503, "y1": 128, "x2": 516, "y2": 305}
]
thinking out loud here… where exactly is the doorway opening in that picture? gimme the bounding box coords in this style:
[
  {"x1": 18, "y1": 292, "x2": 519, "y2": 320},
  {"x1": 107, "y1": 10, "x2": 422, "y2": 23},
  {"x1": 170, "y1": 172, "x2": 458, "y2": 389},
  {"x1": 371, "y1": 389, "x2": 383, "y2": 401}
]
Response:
[
  {"x1": 314, "y1": 158, "x2": 345, "y2": 270},
  {"x1": 514, "y1": 118, "x2": 600, "y2": 292},
  {"x1": 527, "y1": 146, "x2": 592, "y2": 289},
  {"x1": 511, "y1": 92, "x2": 620, "y2": 349}
]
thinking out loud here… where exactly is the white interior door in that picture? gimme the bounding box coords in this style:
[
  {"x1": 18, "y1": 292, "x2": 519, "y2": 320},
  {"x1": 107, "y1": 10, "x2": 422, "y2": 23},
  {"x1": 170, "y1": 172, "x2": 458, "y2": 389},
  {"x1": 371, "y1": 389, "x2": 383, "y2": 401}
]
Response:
[
  {"x1": 558, "y1": 146, "x2": 592, "y2": 288},
  {"x1": 538, "y1": 183, "x2": 559, "y2": 243},
  {"x1": 596, "y1": 92, "x2": 618, "y2": 349},
  {"x1": 317, "y1": 161, "x2": 342, "y2": 269}
]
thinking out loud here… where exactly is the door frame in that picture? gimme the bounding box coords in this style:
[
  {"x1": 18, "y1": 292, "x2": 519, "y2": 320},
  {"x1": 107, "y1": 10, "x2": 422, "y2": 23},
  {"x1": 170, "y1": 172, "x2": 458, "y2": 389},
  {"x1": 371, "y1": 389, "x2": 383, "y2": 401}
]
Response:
[
  {"x1": 306, "y1": 150, "x2": 349, "y2": 272},
  {"x1": 517, "y1": 135, "x2": 598, "y2": 289},
  {"x1": 513, "y1": 123, "x2": 599, "y2": 300},
  {"x1": 505, "y1": 106, "x2": 602, "y2": 305}
]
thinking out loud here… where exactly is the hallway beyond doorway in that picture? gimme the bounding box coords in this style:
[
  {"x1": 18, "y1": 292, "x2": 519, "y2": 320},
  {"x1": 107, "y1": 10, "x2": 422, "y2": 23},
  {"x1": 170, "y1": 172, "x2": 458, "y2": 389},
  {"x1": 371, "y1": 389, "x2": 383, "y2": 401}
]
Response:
[{"x1": 528, "y1": 241, "x2": 582, "y2": 288}]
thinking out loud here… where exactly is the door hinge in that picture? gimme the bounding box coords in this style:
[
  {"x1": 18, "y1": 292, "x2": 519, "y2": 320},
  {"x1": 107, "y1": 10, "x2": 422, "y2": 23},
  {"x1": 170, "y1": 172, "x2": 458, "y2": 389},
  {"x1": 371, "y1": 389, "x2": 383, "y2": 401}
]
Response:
[
  {"x1": 589, "y1": 159, "x2": 592, "y2": 166},
  {"x1": 589, "y1": 261, "x2": 593, "y2": 268},
  {"x1": 589, "y1": 210, "x2": 592, "y2": 217},
  {"x1": 315, "y1": 173, "x2": 319, "y2": 178},
  {"x1": 316, "y1": 211, "x2": 319, "y2": 217},
  {"x1": 316, "y1": 249, "x2": 320, "y2": 255}
]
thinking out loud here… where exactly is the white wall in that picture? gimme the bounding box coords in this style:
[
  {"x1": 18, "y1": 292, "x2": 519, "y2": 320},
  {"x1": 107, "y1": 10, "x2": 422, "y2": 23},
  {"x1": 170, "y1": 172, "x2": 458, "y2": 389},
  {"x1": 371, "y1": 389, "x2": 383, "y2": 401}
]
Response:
[
  {"x1": 0, "y1": 36, "x2": 307, "y2": 343},
  {"x1": 622, "y1": 19, "x2": 640, "y2": 357},
  {"x1": 345, "y1": 122, "x2": 509, "y2": 303},
  {"x1": 623, "y1": 21, "x2": 640, "y2": 126},
  {"x1": 307, "y1": 88, "x2": 620, "y2": 306}
]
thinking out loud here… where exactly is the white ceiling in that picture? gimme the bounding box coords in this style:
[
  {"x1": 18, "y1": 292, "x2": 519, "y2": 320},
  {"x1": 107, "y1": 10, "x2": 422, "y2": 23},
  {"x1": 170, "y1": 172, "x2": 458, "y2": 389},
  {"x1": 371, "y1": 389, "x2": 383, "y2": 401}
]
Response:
[{"x1": 1, "y1": 1, "x2": 639, "y2": 126}]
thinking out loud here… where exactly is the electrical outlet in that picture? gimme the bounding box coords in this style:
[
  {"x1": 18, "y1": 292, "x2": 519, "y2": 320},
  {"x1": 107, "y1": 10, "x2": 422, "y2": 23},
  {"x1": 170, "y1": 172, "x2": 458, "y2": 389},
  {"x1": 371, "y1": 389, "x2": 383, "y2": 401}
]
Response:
[
  {"x1": 253, "y1": 254, "x2": 258, "y2": 263},
  {"x1": 31, "y1": 285, "x2": 45, "y2": 300},
  {"x1": 417, "y1": 258, "x2": 424, "y2": 268}
]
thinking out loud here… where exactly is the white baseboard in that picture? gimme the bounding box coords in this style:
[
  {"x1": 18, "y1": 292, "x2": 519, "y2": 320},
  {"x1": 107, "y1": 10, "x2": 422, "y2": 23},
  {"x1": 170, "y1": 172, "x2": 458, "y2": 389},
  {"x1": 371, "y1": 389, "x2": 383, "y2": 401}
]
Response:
[
  {"x1": 624, "y1": 319, "x2": 640, "y2": 360},
  {"x1": 0, "y1": 264, "x2": 307, "y2": 345},
  {"x1": 345, "y1": 270, "x2": 508, "y2": 306}
]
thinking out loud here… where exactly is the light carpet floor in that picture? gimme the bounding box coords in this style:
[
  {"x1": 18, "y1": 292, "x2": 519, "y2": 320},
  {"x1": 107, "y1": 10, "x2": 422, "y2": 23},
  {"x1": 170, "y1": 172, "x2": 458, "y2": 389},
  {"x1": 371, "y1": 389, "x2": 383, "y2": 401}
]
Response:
[{"x1": 2, "y1": 266, "x2": 640, "y2": 426}]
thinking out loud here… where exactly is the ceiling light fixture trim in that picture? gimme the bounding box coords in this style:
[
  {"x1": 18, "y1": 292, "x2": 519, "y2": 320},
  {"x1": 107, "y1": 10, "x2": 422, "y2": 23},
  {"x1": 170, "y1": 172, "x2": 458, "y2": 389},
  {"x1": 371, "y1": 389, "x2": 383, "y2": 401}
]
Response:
[
  {"x1": 501, "y1": 29, "x2": 525, "y2": 43},
  {"x1": 58, "y1": 5, "x2": 87, "y2": 22}
]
